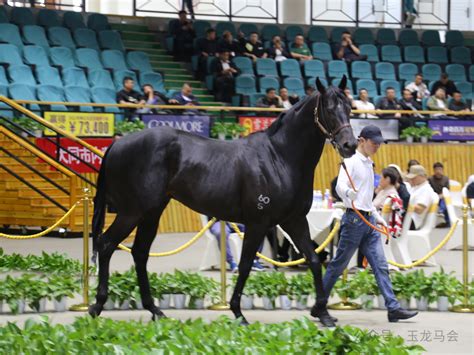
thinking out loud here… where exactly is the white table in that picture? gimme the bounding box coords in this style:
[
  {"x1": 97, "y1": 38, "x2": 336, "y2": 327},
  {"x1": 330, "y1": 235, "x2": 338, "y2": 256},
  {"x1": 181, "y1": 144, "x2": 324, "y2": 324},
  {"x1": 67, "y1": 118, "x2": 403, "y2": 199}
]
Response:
[{"x1": 307, "y1": 208, "x2": 344, "y2": 244}]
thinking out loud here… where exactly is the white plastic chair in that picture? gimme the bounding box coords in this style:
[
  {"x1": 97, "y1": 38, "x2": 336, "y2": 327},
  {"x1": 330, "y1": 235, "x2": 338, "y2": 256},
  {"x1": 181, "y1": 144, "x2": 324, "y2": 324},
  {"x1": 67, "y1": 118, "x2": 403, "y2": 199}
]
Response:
[
  {"x1": 443, "y1": 187, "x2": 474, "y2": 250},
  {"x1": 381, "y1": 198, "x2": 400, "y2": 271},
  {"x1": 198, "y1": 215, "x2": 220, "y2": 271},
  {"x1": 449, "y1": 180, "x2": 463, "y2": 206}
]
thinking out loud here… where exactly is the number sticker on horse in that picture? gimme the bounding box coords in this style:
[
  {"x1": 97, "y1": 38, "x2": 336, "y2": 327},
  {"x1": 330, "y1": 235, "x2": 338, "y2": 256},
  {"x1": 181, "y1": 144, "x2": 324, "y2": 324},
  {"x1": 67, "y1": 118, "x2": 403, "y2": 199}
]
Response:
[{"x1": 257, "y1": 194, "x2": 271, "y2": 210}]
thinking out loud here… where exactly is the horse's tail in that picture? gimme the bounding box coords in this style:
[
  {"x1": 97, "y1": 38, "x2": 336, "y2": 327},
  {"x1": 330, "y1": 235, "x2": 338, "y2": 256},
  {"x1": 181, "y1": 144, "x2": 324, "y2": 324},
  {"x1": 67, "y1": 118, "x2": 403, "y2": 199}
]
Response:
[{"x1": 91, "y1": 142, "x2": 113, "y2": 264}]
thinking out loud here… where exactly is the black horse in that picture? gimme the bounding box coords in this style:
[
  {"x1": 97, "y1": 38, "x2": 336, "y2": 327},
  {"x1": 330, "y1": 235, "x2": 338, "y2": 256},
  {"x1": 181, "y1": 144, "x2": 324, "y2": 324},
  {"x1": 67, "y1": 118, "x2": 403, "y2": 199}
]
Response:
[{"x1": 89, "y1": 77, "x2": 357, "y2": 327}]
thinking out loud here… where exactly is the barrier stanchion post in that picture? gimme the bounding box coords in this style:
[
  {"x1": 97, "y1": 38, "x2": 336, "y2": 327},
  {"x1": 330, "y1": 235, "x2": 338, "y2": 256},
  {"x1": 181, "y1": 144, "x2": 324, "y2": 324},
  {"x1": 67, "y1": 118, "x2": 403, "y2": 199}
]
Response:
[
  {"x1": 451, "y1": 205, "x2": 474, "y2": 313},
  {"x1": 70, "y1": 188, "x2": 91, "y2": 312},
  {"x1": 209, "y1": 220, "x2": 230, "y2": 310},
  {"x1": 328, "y1": 268, "x2": 361, "y2": 310}
]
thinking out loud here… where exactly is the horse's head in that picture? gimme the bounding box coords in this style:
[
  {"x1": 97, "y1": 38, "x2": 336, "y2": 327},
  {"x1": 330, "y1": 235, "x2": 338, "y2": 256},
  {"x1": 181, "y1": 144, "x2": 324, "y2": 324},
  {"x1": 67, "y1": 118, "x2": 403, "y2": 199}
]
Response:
[{"x1": 314, "y1": 75, "x2": 357, "y2": 158}]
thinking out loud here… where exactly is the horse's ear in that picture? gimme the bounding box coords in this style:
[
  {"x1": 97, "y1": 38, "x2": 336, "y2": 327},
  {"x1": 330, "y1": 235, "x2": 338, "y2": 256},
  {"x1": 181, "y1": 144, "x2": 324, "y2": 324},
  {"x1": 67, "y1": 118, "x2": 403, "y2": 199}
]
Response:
[
  {"x1": 338, "y1": 75, "x2": 347, "y2": 90},
  {"x1": 315, "y1": 77, "x2": 326, "y2": 94}
]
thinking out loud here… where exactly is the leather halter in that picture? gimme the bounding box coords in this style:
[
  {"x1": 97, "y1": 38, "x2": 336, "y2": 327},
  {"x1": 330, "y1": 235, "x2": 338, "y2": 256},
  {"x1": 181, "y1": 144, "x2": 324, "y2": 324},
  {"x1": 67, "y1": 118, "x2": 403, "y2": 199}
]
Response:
[{"x1": 313, "y1": 94, "x2": 351, "y2": 145}]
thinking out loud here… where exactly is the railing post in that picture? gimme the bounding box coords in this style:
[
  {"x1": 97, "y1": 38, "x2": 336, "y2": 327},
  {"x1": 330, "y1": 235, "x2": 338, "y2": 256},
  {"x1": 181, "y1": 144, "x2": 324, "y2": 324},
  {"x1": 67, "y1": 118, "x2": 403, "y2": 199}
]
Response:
[
  {"x1": 328, "y1": 268, "x2": 361, "y2": 310},
  {"x1": 209, "y1": 220, "x2": 230, "y2": 310},
  {"x1": 69, "y1": 176, "x2": 78, "y2": 230}
]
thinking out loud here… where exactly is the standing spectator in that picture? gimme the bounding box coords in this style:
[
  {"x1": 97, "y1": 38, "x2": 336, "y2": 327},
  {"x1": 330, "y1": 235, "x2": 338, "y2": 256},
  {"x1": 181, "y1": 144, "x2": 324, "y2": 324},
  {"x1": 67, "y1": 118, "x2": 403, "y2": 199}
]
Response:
[
  {"x1": 399, "y1": 88, "x2": 424, "y2": 129},
  {"x1": 182, "y1": 0, "x2": 195, "y2": 19},
  {"x1": 173, "y1": 83, "x2": 199, "y2": 106},
  {"x1": 334, "y1": 31, "x2": 367, "y2": 62},
  {"x1": 212, "y1": 51, "x2": 239, "y2": 103},
  {"x1": 196, "y1": 28, "x2": 218, "y2": 80},
  {"x1": 240, "y1": 32, "x2": 266, "y2": 62},
  {"x1": 116, "y1": 77, "x2": 144, "y2": 121},
  {"x1": 376, "y1": 87, "x2": 401, "y2": 119},
  {"x1": 256, "y1": 88, "x2": 283, "y2": 108},
  {"x1": 170, "y1": 10, "x2": 195, "y2": 61},
  {"x1": 449, "y1": 91, "x2": 472, "y2": 116},
  {"x1": 405, "y1": 74, "x2": 430, "y2": 102},
  {"x1": 137, "y1": 84, "x2": 179, "y2": 114},
  {"x1": 267, "y1": 36, "x2": 291, "y2": 62},
  {"x1": 404, "y1": 0, "x2": 418, "y2": 28},
  {"x1": 428, "y1": 162, "x2": 450, "y2": 227},
  {"x1": 353, "y1": 89, "x2": 377, "y2": 118},
  {"x1": 217, "y1": 31, "x2": 240, "y2": 57},
  {"x1": 406, "y1": 165, "x2": 436, "y2": 230},
  {"x1": 430, "y1": 73, "x2": 458, "y2": 96},
  {"x1": 279, "y1": 87, "x2": 298, "y2": 109},
  {"x1": 290, "y1": 35, "x2": 313, "y2": 62},
  {"x1": 427, "y1": 88, "x2": 454, "y2": 118}
]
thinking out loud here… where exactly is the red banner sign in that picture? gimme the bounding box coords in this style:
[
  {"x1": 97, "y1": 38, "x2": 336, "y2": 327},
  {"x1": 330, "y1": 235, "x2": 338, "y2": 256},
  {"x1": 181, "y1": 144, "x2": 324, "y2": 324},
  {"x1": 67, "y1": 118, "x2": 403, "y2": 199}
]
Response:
[
  {"x1": 36, "y1": 138, "x2": 113, "y2": 173},
  {"x1": 238, "y1": 116, "x2": 277, "y2": 136}
]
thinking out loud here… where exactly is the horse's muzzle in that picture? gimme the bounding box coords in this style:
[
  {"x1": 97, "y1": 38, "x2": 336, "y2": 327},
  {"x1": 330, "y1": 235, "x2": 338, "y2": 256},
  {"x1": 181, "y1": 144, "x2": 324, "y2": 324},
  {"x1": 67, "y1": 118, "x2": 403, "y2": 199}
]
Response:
[{"x1": 339, "y1": 140, "x2": 357, "y2": 158}]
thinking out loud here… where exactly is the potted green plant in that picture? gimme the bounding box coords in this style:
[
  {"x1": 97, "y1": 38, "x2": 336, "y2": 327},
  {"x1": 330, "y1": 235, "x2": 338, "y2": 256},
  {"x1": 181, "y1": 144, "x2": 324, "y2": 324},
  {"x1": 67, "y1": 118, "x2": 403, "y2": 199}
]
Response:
[
  {"x1": 151, "y1": 272, "x2": 175, "y2": 309},
  {"x1": 115, "y1": 120, "x2": 145, "y2": 136},
  {"x1": 211, "y1": 121, "x2": 228, "y2": 140},
  {"x1": 182, "y1": 271, "x2": 219, "y2": 309},
  {"x1": 250, "y1": 272, "x2": 281, "y2": 310},
  {"x1": 418, "y1": 126, "x2": 433, "y2": 143},
  {"x1": 430, "y1": 268, "x2": 459, "y2": 311},
  {"x1": 171, "y1": 270, "x2": 188, "y2": 309},
  {"x1": 351, "y1": 270, "x2": 377, "y2": 310},
  {"x1": 410, "y1": 270, "x2": 433, "y2": 311},
  {"x1": 276, "y1": 273, "x2": 292, "y2": 310},
  {"x1": 11, "y1": 117, "x2": 43, "y2": 137},
  {"x1": 400, "y1": 127, "x2": 420, "y2": 143},
  {"x1": 390, "y1": 272, "x2": 412, "y2": 309},
  {"x1": 233, "y1": 274, "x2": 255, "y2": 310},
  {"x1": 228, "y1": 123, "x2": 246, "y2": 140},
  {"x1": 3, "y1": 276, "x2": 26, "y2": 314},
  {"x1": 27, "y1": 278, "x2": 49, "y2": 313},
  {"x1": 47, "y1": 275, "x2": 79, "y2": 312},
  {"x1": 288, "y1": 271, "x2": 314, "y2": 310}
]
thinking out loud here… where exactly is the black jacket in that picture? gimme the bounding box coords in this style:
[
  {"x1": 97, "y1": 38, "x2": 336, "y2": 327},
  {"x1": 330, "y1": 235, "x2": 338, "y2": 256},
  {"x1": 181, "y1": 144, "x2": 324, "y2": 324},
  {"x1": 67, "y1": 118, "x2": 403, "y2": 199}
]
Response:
[
  {"x1": 430, "y1": 80, "x2": 457, "y2": 96},
  {"x1": 196, "y1": 37, "x2": 218, "y2": 56},
  {"x1": 212, "y1": 60, "x2": 239, "y2": 77},
  {"x1": 267, "y1": 46, "x2": 291, "y2": 60}
]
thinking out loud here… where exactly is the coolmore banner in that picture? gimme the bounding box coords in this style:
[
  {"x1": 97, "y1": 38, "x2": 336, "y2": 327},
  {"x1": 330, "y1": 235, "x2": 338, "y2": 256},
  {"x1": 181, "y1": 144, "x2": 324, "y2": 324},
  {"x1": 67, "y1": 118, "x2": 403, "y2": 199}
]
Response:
[
  {"x1": 428, "y1": 120, "x2": 474, "y2": 141},
  {"x1": 350, "y1": 119, "x2": 399, "y2": 140},
  {"x1": 142, "y1": 115, "x2": 210, "y2": 137}
]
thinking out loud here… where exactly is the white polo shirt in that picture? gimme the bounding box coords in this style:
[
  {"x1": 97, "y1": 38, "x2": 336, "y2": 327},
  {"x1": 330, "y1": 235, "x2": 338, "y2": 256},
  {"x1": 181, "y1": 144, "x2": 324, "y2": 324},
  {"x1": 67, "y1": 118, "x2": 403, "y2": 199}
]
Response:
[
  {"x1": 410, "y1": 180, "x2": 436, "y2": 229},
  {"x1": 336, "y1": 149, "x2": 376, "y2": 213}
]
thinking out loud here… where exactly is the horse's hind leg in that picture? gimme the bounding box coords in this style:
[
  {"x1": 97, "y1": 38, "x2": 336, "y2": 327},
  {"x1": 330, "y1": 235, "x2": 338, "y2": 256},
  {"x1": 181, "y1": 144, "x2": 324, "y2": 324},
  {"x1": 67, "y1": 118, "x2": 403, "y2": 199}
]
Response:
[
  {"x1": 131, "y1": 202, "x2": 169, "y2": 320},
  {"x1": 88, "y1": 214, "x2": 140, "y2": 317}
]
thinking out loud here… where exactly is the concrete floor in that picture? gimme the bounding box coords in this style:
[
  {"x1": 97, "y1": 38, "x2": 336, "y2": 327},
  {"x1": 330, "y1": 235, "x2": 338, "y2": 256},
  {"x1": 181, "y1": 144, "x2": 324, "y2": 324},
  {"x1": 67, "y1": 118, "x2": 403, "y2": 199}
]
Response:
[{"x1": 1, "y1": 227, "x2": 473, "y2": 354}]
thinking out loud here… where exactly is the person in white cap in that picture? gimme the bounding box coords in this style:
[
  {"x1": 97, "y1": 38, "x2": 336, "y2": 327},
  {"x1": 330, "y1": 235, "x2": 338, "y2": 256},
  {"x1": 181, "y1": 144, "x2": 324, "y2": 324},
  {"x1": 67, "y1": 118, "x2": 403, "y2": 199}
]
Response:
[{"x1": 406, "y1": 164, "x2": 436, "y2": 230}]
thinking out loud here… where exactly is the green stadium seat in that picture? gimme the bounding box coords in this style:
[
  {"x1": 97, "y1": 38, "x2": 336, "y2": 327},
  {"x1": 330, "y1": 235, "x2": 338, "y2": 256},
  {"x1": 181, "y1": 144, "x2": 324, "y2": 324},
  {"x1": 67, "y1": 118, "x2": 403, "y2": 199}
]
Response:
[
  {"x1": 403, "y1": 45, "x2": 425, "y2": 63},
  {"x1": 239, "y1": 23, "x2": 258, "y2": 37},
  {"x1": 63, "y1": 11, "x2": 86, "y2": 31},
  {"x1": 0, "y1": 24, "x2": 23, "y2": 48},
  {"x1": 98, "y1": 30, "x2": 125, "y2": 52},
  {"x1": 376, "y1": 29, "x2": 396, "y2": 45},
  {"x1": 64, "y1": 86, "x2": 93, "y2": 111},
  {"x1": 63, "y1": 67, "x2": 89, "y2": 89},
  {"x1": 0, "y1": 6, "x2": 8, "y2": 23},
  {"x1": 421, "y1": 30, "x2": 441, "y2": 47},
  {"x1": 36, "y1": 65, "x2": 63, "y2": 87},
  {"x1": 312, "y1": 42, "x2": 333, "y2": 61},
  {"x1": 399, "y1": 29, "x2": 419, "y2": 46},
  {"x1": 450, "y1": 47, "x2": 471, "y2": 65},
  {"x1": 455, "y1": 81, "x2": 472, "y2": 100},
  {"x1": 193, "y1": 20, "x2": 212, "y2": 38},
  {"x1": 328, "y1": 60, "x2": 348, "y2": 79},
  {"x1": 73, "y1": 28, "x2": 100, "y2": 52},
  {"x1": 139, "y1": 72, "x2": 165, "y2": 93},
  {"x1": 8, "y1": 65, "x2": 36, "y2": 86},
  {"x1": 50, "y1": 47, "x2": 77, "y2": 69},
  {"x1": 330, "y1": 27, "x2": 348, "y2": 43},
  {"x1": 256, "y1": 58, "x2": 278, "y2": 77},
  {"x1": 249, "y1": 93, "x2": 265, "y2": 107},
  {"x1": 422, "y1": 64, "x2": 442, "y2": 82},
  {"x1": 114, "y1": 70, "x2": 140, "y2": 91},
  {"x1": 127, "y1": 51, "x2": 154, "y2": 74},
  {"x1": 285, "y1": 25, "x2": 304, "y2": 41},
  {"x1": 351, "y1": 61, "x2": 373, "y2": 79},
  {"x1": 280, "y1": 59, "x2": 302, "y2": 78},
  {"x1": 87, "y1": 13, "x2": 110, "y2": 32},
  {"x1": 380, "y1": 80, "x2": 401, "y2": 96},
  {"x1": 398, "y1": 63, "x2": 418, "y2": 82},
  {"x1": 0, "y1": 44, "x2": 22, "y2": 66},
  {"x1": 303, "y1": 59, "x2": 325, "y2": 79},
  {"x1": 359, "y1": 44, "x2": 379, "y2": 62},
  {"x1": 356, "y1": 79, "x2": 378, "y2": 97},
  {"x1": 235, "y1": 75, "x2": 258, "y2": 95},
  {"x1": 354, "y1": 28, "x2": 374, "y2": 45},
  {"x1": 308, "y1": 26, "x2": 328, "y2": 43},
  {"x1": 259, "y1": 76, "x2": 280, "y2": 92},
  {"x1": 0, "y1": 66, "x2": 8, "y2": 85},
  {"x1": 215, "y1": 22, "x2": 236, "y2": 37},
  {"x1": 283, "y1": 77, "x2": 305, "y2": 97},
  {"x1": 48, "y1": 27, "x2": 76, "y2": 50},
  {"x1": 469, "y1": 65, "x2": 474, "y2": 81},
  {"x1": 36, "y1": 84, "x2": 68, "y2": 111},
  {"x1": 308, "y1": 77, "x2": 327, "y2": 89},
  {"x1": 76, "y1": 48, "x2": 103, "y2": 71},
  {"x1": 23, "y1": 45, "x2": 50, "y2": 67},
  {"x1": 91, "y1": 87, "x2": 121, "y2": 113},
  {"x1": 375, "y1": 62, "x2": 396, "y2": 80},
  {"x1": 381, "y1": 45, "x2": 402, "y2": 63},
  {"x1": 445, "y1": 64, "x2": 467, "y2": 82},
  {"x1": 23, "y1": 25, "x2": 51, "y2": 53},
  {"x1": 232, "y1": 57, "x2": 254, "y2": 76},
  {"x1": 331, "y1": 78, "x2": 353, "y2": 93},
  {"x1": 10, "y1": 7, "x2": 35, "y2": 27},
  {"x1": 101, "y1": 49, "x2": 128, "y2": 71},
  {"x1": 261, "y1": 24, "x2": 281, "y2": 41},
  {"x1": 8, "y1": 83, "x2": 40, "y2": 112},
  {"x1": 88, "y1": 69, "x2": 115, "y2": 90},
  {"x1": 0, "y1": 84, "x2": 13, "y2": 117},
  {"x1": 445, "y1": 30, "x2": 464, "y2": 47},
  {"x1": 37, "y1": 9, "x2": 61, "y2": 28},
  {"x1": 427, "y1": 46, "x2": 448, "y2": 64}
]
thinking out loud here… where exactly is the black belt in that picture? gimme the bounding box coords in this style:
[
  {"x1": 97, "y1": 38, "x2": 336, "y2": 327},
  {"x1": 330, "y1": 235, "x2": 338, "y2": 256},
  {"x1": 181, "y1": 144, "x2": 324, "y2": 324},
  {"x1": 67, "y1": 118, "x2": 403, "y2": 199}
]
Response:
[{"x1": 346, "y1": 208, "x2": 372, "y2": 216}]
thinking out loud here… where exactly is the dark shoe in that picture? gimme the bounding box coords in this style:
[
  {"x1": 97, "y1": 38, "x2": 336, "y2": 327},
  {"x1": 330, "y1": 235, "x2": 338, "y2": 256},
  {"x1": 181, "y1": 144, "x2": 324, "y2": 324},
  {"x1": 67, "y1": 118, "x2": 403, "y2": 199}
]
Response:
[
  {"x1": 388, "y1": 308, "x2": 418, "y2": 322},
  {"x1": 310, "y1": 306, "x2": 337, "y2": 327}
]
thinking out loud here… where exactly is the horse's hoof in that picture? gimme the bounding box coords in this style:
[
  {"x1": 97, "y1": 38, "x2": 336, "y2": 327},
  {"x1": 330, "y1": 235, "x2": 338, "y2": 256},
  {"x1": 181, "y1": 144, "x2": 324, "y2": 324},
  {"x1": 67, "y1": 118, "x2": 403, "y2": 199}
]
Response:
[
  {"x1": 88, "y1": 304, "x2": 102, "y2": 318},
  {"x1": 152, "y1": 311, "x2": 166, "y2": 321},
  {"x1": 238, "y1": 317, "x2": 250, "y2": 326}
]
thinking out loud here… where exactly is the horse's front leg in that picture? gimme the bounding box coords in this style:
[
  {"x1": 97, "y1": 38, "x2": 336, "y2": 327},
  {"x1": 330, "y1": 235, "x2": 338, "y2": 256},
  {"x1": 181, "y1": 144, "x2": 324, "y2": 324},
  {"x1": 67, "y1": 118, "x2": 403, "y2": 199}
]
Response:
[{"x1": 230, "y1": 223, "x2": 267, "y2": 325}]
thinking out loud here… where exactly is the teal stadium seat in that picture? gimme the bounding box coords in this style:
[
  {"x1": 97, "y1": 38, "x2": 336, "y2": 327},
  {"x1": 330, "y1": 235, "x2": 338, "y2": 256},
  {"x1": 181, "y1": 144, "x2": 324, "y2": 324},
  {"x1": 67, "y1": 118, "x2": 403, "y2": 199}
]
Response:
[
  {"x1": 36, "y1": 84, "x2": 68, "y2": 111},
  {"x1": 304, "y1": 60, "x2": 325, "y2": 80},
  {"x1": 450, "y1": 47, "x2": 471, "y2": 65},
  {"x1": 62, "y1": 67, "x2": 89, "y2": 89},
  {"x1": 261, "y1": 24, "x2": 281, "y2": 41},
  {"x1": 421, "y1": 30, "x2": 441, "y2": 47},
  {"x1": 285, "y1": 25, "x2": 304, "y2": 41},
  {"x1": 64, "y1": 86, "x2": 93, "y2": 112},
  {"x1": 328, "y1": 60, "x2": 348, "y2": 79},
  {"x1": 280, "y1": 59, "x2": 302, "y2": 78},
  {"x1": 309, "y1": 77, "x2": 327, "y2": 89},
  {"x1": 139, "y1": 72, "x2": 165, "y2": 93},
  {"x1": 0, "y1": 6, "x2": 8, "y2": 23},
  {"x1": 422, "y1": 64, "x2": 442, "y2": 82},
  {"x1": 48, "y1": 27, "x2": 76, "y2": 50},
  {"x1": 193, "y1": 20, "x2": 211, "y2": 38},
  {"x1": 74, "y1": 28, "x2": 100, "y2": 52},
  {"x1": 0, "y1": 44, "x2": 22, "y2": 66},
  {"x1": 36, "y1": 66, "x2": 63, "y2": 87},
  {"x1": 87, "y1": 13, "x2": 110, "y2": 32},
  {"x1": 98, "y1": 30, "x2": 125, "y2": 52},
  {"x1": 8, "y1": 83, "x2": 40, "y2": 112},
  {"x1": 308, "y1": 26, "x2": 328, "y2": 43},
  {"x1": 380, "y1": 80, "x2": 401, "y2": 96},
  {"x1": 359, "y1": 44, "x2": 379, "y2": 62},
  {"x1": 399, "y1": 29, "x2": 419, "y2": 46},
  {"x1": 0, "y1": 24, "x2": 24, "y2": 48},
  {"x1": 356, "y1": 79, "x2": 378, "y2": 97},
  {"x1": 235, "y1": 75, "x2": 258, "y2": 95},
  {"x1": 331, "y1": 78, "x2": 353, "y2": 93},
  {"x1": 256, "y1": 58, "x2": 278, "y2": 77},
  {"x1": 404, "y1": 45, "x2": 425, "y2": 63},
  {"x1": 330, "y1": 27, "x2": 348, "y2": 43},
  {"x1": 76, "y1": 48, "x2": 103, "y2": 71},
  {"x1": 37, "y1": 9, "x2": 61, "y2": 28},
  {"x1": 63, "y1": 11, "x2": 86, "y2": 31},
  {"x1": 351, "y1": 61, "x2": 373, "y2": 79},
  {"x1": 239, "y1": 23, "x2": 258, "y2": 37},
  {"x1": 127, "y1": 51, "x2": 154, "y2": 73},
  {"x1": 0, "y1": 84, "x2": 13, "y2": 118},
  {"x1": 381, "y1": 45, "x2": 402, "y2": 63},
  {"x1": 376, "y1": 29, "x2": 397, "y2": 45},
  {"x1": 23, "y1": 26, "x2": 50, "y2": 52},
  {"x1": 0, "y1": 66, "x2": 8, "y2": 85},
  {"x1": 312, "y1": 42, "x2": 333, "y2": 61},
  {"x1": 469, "y1": 65, "x2": 474, "y2": 81},
  {"x1": 283, "y1": 77, "x2": 305, "y2": 97},
  {"x1": 445, "y1": 64, "x2": 467, "y2": 82},
  {"x1": 215, "y1": 22, "x2": 236, "y2": 37},
  {"x1": 50, "y1": 47, "x2": 77, "y2": 69},
  {"x1": 455, "y1": 81, "x2": 472, "y2": 100},
  {"x1": 114, "y1": 70, "x2": 140, "y2": 91},
  {"x1": 259, "y1": 76, "x2": 280, "y2": 92},
  {"x1": 353, "y1": 28, "x2": 374, "y2": 45},
  {"x1": 248, "y1": 93, "x2": 265, "y2": 107},
  {"x1": 91, "y1": 87, "x2": 121, "y2": 113},
  {"x1": 445, "y1": 30, "x2": 464, "y2": 47},
  {"x1": 398, "y1": 63, "x2": 418, "y2": 82},
  {"x1": 8, "y1": 65, "x2": 37, "y2": 87},
  {"x1": 101, "y1": 49, "x2": 128, "y2": 71},
  {"x1": 10, "y1": 7, "x2": 35, "y2": 26},
  {"x1": 427, "y1": 46, "x2": 448, "y2": 64},
  {"x1": 88, "y1": 69, "x2": 115, "y2": 90},
  {"x1": 375, "y1": 62, "x2": 396, "y2": 80},
  {"x1": 232, "y1": 57, "x2": 254, "y2": 76}
]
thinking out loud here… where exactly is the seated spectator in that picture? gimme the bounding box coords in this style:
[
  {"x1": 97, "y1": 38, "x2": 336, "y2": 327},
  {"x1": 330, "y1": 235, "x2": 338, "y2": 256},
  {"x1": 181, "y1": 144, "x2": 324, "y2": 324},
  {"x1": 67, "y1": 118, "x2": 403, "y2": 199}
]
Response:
[
  {"x1": 116, "y1": 76, "x2": 144, "y2": 121},
  {"x1": 256, "y1": 88, "x2": 283, "y2": 108},
  {"x1": 196, "y1": 28, "x2": 218, "y2": 80},
  {"x1": 212, "y1": 51, "x2": 239, "y2": 103},
  {"x1": 343, "y1": 88, "x2": 357, "y2": 111},
  {"x1": 290, "y1": 35, "x2": 313, "y2": 62},
  {"x1": 427, "y1": 88, "x2": 455, "y2": 118},
  {"x1": 240, "y1": 32, "x2": 267, "y2": 62},
  {"x1": 170, "y1": 10, "x2": 195, "y2": 61},
  {"x1": 334, "y1": 31, "x2": 367, "y2": 62},
  {"x1": 267, "y1": 36, "x2": 291, "y2": 62},
  {"x1": 353, "y1": 89, "x2": 377, "y2": 118},
  {"x1": 376, "y1": 87, "x2": 401, "y2": 119},
  {"x1": 173, "y1": 83, "x2": 199, "y2": 106},
  {"x1": 217, "y1": 30, "x2": 240, "y2": 57},
  {"x1": 373, "y1": 168, "x2": 401, "y2": 211},
  {"x1": 388, "y1": 164, "x2": 411, "y2": 211},
  {"x1": 406, "y1": 164, "x2": 436, "y2": 230},
  {"x1": 428, "y1": 162, "x2": 450, "y2": 227},
  {"x1": 430, "y1": 73, "x2": 458, "y2": 97},
  {"x1": 305, "y1": 85, "x2": 315, "y2": 96},
  {"x1": 399, "y1": 88, "x2": 424, "y2": 129},
  {"x1": 279, "y1": 87, "x2": 298, "y2": 109},
  {"x1": 405, "y1": 73, "x2": 430, "y2": 102},
  {"x1": 137, "y1": 84, "x2": 179, "y2": 114},
  {"x1": 449, "y1": 91, "x2": 472, "y2": 116}
]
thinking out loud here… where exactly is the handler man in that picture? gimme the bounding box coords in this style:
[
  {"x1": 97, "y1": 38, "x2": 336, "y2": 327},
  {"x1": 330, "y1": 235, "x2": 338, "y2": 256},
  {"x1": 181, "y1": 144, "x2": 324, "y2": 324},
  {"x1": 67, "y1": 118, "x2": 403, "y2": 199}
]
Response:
[{"x1": 321, "y1": 125, "x2": 418, "y2": 323}]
